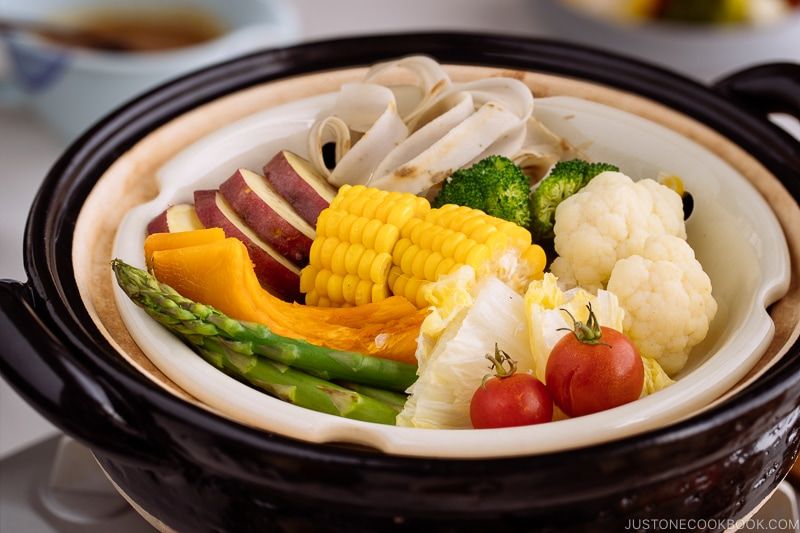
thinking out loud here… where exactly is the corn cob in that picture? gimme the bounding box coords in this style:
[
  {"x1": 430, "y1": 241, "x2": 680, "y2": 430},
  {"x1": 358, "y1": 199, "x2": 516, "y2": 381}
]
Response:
[
  {"x1": 301, "y1": 185, "x2": 547, "y2": 309},
  {"x1": 389, "y1": 203, "x2": 546, "y2": 305},
  {"x1": 301, "y1": 185, "x2": 427, "y2": 305}
]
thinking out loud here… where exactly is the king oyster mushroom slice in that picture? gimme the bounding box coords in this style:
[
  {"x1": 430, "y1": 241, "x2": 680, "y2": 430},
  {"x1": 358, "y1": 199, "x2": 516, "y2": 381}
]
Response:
[
  {"x1": 364, "y1": 55, "x2": 452, "y2": 124},
  {"x1": 369, "y1": 92, "x2": 475, "y2": 183},
  {"x1": 307, "y1": 56, "x2": 581, "y2": 195},
  {"x1": 369, "y1": 100, "x2": 525, "y2": 193},
  {"x1": 307, "y1": 115, "x2": 351, "y2": 178},
  {"x1": 369, "y1": 78, "x2": 534, "y2": 192},
  {"x1": 311, "y1": 83, "x2": 408, "y2": 186}
]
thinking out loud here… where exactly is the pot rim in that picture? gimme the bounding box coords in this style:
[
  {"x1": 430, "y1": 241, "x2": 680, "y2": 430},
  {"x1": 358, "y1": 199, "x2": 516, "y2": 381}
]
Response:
[{"x1": 20, "y1": 32, "x2": 800, "y2": 470}]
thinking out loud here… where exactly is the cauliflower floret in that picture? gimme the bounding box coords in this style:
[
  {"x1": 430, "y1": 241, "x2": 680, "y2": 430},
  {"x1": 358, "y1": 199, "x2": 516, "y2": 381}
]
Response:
[
  {"x1": 607, "y1": 235, "x2": 717, "y2": 375},
  {"x1": 551, "y1": 172, "x2": 686, "y2": 291}
]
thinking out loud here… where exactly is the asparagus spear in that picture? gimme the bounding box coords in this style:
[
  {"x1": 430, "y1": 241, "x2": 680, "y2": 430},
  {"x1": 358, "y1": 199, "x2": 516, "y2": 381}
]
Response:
[
  {"x1": 196, "y1": 338, "x2": 399, "y2": 424},
  {"x1": 113, "y1": 259, "x2": 401, "y2": 425},
  {"x1": 112, "y1": 259, "x2": 416, "y2": 392},
  {"x1": 336, "y1": 381, "x2": 409, "y2": 412}
]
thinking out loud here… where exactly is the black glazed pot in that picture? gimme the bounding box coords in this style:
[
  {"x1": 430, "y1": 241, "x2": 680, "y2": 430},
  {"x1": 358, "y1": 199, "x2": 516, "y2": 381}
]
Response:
[{"x1": 1, "y1": 34, "x2": 799, "y2": 532}]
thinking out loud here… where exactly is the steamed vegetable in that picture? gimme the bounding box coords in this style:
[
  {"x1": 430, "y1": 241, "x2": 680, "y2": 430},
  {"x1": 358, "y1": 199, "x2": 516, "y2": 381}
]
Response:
[
  {"x1": 148, "y1": 235, "x2": 425, "y2": 364},
  {"x1": 607, "y1": 235, "x2": 717, "y2": 375},
  {"x1": 470, "y1": 344, "x2": 552, "y2": 429},
  {"x1": 545, "y1": 304, "x2": 644, "y2": 417},
  {"x1": 113, "y1": 259, "x2": 405, "y2": 423},
  {"x1": 144, "y1": 227, "x2": 224, "y2": 270},
  {"x1": 336, "y1": 382, "x2": 409, "y2": 411},
  {"x1": 550, "y1": 171, "x2": 686, "y2": 291},
  {"x1": 302, "y1": 185, "x2": 428, "y2": 306},
  {"x1": 530, "y1": 159, "x2": 618, "y2": 240},
  {"x1": 397, "y1": 276, "x2": 532, "y2": 429},
  {"x1": 432, "y1": 155, "x2": 532, "y2": 228}
]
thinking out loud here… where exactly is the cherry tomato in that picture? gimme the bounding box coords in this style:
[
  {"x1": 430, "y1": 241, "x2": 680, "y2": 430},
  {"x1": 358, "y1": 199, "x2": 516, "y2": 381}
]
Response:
[
  {"x1": 545, "y1": 325, "x2": 644, "y2": 417},
  {"x1": 470, "y1": 373, "x2": 553, "y2": 429}
]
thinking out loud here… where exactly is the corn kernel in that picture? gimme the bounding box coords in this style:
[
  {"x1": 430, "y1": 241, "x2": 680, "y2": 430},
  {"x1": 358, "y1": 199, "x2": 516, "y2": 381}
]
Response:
[
  {"x1": 372, "y1": 197, "x2": 396, "y2": 223},
  {"x1": 430, "y1": 228, "x2": 454, "y2": 252},
  {"x1": 459, "y1": 215, "x2": 488, "y2": 236},
  {"x1": 523, "y1": 244, "x2": 547, "y2": 275},
  {"x1": 343, "y1": 184, "x2": 361, "y2": 196},
  {"x1": 415, "y1": 286, "x2": 430, "y2": 309},
  {"x1": 342, "y1": 273, "x2": 360, "y2": 302},
  {"x1": 320, "y1": 238, "x2": 339, "y2": 270},
  {"x1": 469, "y1": 223, "x2": 497, "y2": 244},
  {"x1": 370, "y1": 252, "x2": 392, "y2": 284},
  {"x1": 349, "y1": 217, "x2": 369, "y2": 245},
  {"x1": 400, "y1": 244, "x2": 419, "y2": 275},
  {"x1": 348, "y1": 194, "x2": 370, "y2": 217},
  {"x1": 423, "y1": 251, "x2": 443, "y2": 281},
  {"x1": 305, "y1": 290, "x2": 319, "y2": 306},
  {"x1": 314, "y1": 269, "x2": 332, "y2": 297},
  {"x1": 453, "y1": 239, "x2": 477, "y2": 263},
  {"x1": 414, "y1": 197, "x2": 430, "y2": 216},
  {"x1": 374, "y1": 224, "x2": 399, "y2": 254},
  {"x1": 435, "y1": 257, "x2": 456, "y2": 279},
  {"x1": 388, "y1": 266, "x2": 402, "y2": 287},
  {"x1": 299, "y1": 265, "x2": 318, "y2": 293},
  {"x1": 358, "y1": 249, "x2": 377, "y2": 281},
  {"x1": 329, "y1": 241, "x2": 348, "y2": 275},
  {"x1": 309, "y1": 239, "x2": 323, "y2": 268},
  {"x1": 486, "y1": 232, "x2": 510, "y2": 257},
  {"x1": 404, "y1": 277, "x2": 423, "y2": 304},
  {"x1": 409, "y1": 220, "x2": 431, "y2": 244},
  {"x1": 337, "y1": 214, "x2": 356, "y2": 242},
  {"x1": 447, "y1": 206, "x2": 475, "y2": 228},
  {"x1": 401, "y1": 217, "x2": 422, "y2": 239},
  {"x1": 465, "y1": 244, "x2": 490, "y2": 272},
  {"x1": 354, "y1": 279, "x2": 373, "y2": 306},
  {"x1": 411, "y1": 248, "x2": 431, "y2": 279},
  {"x1": 498, "y1": 221, "x2": 531, "y2": 246},
  {"x1": 315, "y1": 208, "x2": 332, "y2": 235},
  {"x1": 387, "y1": 201, "x2": 415, "y2": 228},
  {"x1": 440, "y1": 232, "x2": 466, "y2": 257},
  {"x1": 391, "y1": 268, "x2": 408, "y2": 298},
  {"x1": 361, "y1": 219, "x2": 384, "y2": 249},
  {"x1": 361, "y1": 196, "x2": 383, "y2": 220},
  {"x1": 344, "y1": 243, "x2": 365, "y2": 275},
  {"x1": 417, "y1": 224, "x2": 438, "y2": 250},
  {"x1": 371, "y1": 284, "x2": 389, "y2": 302},
  {"x1": 326, "y1": 273, "x2": 344, "y2": 303},
  {"x1": 392, "y1": 238, "x2": 412, "y2": 266}
]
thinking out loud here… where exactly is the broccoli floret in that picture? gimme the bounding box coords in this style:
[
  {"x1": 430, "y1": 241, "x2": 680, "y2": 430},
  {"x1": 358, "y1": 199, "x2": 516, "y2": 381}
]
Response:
[
  {"x1": 531, "y1": 159, "x2": 619, "y2": 240},
  {"x1": 432, "y1": 156, "x2": 531, "y2": 228}
]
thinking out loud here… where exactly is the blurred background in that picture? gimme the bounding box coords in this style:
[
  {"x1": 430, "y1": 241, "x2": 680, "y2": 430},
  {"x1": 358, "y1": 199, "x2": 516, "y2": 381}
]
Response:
[{"x1": 1, "y1": 0, "x2": 798, "y2": 531}]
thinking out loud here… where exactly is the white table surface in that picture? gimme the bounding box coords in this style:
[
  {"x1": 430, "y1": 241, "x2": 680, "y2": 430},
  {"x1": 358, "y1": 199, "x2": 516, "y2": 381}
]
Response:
[{"x1": 1, "y1": 0, "x2": 799, "y2": 459}]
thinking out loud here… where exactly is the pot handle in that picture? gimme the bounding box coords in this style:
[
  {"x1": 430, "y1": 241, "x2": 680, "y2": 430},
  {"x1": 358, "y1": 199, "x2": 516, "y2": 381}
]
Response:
[
  {"x1": 0, "y1": 279, "x2": 169, "y2": 468},
  {"x1": 712, "y1": 63, "x2": 800, "y2": 119}
]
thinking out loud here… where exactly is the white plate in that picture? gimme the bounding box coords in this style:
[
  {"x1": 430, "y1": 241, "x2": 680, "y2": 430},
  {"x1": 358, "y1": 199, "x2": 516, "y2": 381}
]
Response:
[{"x1": 112, "y1": 94, "x2": 791, "y2": 458}]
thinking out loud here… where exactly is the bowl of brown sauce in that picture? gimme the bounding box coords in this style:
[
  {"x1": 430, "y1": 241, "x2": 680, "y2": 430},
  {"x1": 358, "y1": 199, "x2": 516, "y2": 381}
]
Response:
[{"x1": 0, "y1": 0, "x2": 298, "y2": 137}]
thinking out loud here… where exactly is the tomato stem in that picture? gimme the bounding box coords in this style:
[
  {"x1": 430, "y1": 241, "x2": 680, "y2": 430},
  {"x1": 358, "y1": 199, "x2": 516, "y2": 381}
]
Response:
[
  {"x1": 557, "y1": 303, "x2": 610, "y2": 347},
  {"x1": 481, "y1": 344, "x2": 517, "y2": 386}
]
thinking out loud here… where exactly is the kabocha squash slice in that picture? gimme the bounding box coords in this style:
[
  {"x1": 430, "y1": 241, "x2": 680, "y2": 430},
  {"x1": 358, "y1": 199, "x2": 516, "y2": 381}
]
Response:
[
  {"x1": 149, "y1": 235, "x2": 423, "y2": 364},
  {"x1": 145, "y1": 229, "x2": 419, "y2": 327},
  {"x1": 151, "y1": 239, "x2": 276, "y2": 331},
  {"x1": 144, "y1": 228, "x2": 225, "y2": 270}
]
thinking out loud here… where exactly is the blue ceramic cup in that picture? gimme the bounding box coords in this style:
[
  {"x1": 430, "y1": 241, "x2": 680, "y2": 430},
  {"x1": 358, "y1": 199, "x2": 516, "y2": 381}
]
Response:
[{"x1": 0, "y1": 0, "x2": 298, "y2": 139}]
